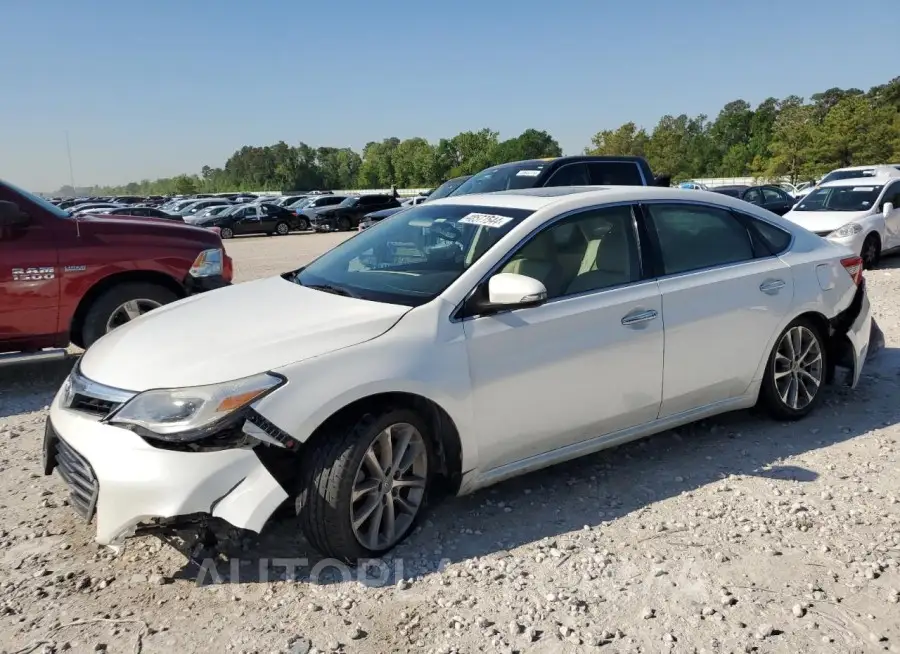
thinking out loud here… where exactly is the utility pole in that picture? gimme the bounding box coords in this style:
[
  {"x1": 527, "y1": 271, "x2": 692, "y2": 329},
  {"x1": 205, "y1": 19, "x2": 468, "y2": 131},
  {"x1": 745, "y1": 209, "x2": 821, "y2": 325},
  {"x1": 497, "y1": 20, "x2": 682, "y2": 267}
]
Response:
[{"x1": 65, "y1": 130, "x2": 76, "y2": 194}]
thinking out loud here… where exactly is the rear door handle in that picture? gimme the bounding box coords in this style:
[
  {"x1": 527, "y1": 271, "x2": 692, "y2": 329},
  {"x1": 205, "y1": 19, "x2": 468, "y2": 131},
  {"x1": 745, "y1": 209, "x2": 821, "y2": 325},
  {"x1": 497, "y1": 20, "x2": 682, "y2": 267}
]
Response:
[
  {"x1": 759, "y1": 279, "x2": 786, "y2": 294},
  {"x1": 621, "y1": 309, "x2": 658, "y2": 326}
]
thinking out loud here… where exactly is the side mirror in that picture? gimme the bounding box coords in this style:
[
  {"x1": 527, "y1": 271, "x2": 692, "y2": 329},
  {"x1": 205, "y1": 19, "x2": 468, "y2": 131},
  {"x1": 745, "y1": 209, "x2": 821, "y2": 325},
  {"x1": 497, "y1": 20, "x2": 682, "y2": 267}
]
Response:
[
  {"x1": 462, "y1": 273, "x2": 548, "y2": 317},
  {"x1": 883, "y1": 202, "x2": 894, "y2": 218},
  {"x1": 0, "y1": 201, "x2": 29, "y2": 228}
]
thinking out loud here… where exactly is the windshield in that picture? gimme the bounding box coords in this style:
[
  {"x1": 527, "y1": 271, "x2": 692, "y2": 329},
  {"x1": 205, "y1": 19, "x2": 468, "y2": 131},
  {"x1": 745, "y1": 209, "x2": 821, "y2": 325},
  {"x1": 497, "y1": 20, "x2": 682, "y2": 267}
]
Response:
[
  {"x1": 426, "y1": 177, "x2": 469, "y2": 201},
  {"x1": 338, "y1": 196, "x2": 359, "y2": 208},
  {"x1": 3, "y1": 180, "x2": 72, "y2": 218},
  {"x1": 450, "y1": 163, "x2": 548, "y2": 196},
  {"x1": 293, "y1": 203, "x2": 534, "y2": 306},
  {"x1": 794, "y1": 185, "x2": 884, "y2": 212},
  {"x1": 819, "y1": 169, "x2": 876, "y2": 185}
]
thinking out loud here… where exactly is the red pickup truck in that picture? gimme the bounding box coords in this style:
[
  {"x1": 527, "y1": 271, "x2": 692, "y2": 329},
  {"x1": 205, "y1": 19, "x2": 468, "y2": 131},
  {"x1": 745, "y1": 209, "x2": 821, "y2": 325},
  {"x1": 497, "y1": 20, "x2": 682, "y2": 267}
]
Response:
[{"x1": 0, "y1": 179, "x2": 232, "y2": 364}]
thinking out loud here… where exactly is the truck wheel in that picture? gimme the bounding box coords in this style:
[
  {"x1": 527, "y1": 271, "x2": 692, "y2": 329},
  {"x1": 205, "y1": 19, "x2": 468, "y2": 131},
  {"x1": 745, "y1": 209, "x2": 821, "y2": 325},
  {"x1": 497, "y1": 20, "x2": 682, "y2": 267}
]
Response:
[
  {"x1": 81, "y1": 283, "x2": 179, "y2": 348},
  {"x1": 275, "y1": 221, "x2": 290, "y2": 235},
  {"x1": 296, "y1": 407, "x2": 433, "y2": 563}
]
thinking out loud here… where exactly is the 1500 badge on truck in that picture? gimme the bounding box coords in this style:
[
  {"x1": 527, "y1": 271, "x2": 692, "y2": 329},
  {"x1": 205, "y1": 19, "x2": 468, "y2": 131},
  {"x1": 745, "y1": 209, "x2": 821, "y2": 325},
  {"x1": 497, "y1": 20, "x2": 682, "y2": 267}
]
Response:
[{"x1": 0, "y1": 179, "x2": 233, "y2": 365}]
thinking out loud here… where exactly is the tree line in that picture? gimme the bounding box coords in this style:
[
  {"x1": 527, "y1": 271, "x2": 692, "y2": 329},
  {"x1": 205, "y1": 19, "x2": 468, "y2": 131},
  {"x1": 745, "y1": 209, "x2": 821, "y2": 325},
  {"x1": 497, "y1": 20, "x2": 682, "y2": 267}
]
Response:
[{"x1": 76, "y1": 76, "x2": 900, "y2": 197}]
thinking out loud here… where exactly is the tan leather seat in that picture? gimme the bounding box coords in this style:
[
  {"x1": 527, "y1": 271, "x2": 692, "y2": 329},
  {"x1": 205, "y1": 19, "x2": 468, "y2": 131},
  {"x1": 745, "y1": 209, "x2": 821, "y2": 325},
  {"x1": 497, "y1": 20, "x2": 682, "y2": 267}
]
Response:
[
  {"x1": 501, "y1": 231, "x2": 566, "y2": 297},
  {"x1": 565, "y1": 225, "x2": 636, "y2": 294}
]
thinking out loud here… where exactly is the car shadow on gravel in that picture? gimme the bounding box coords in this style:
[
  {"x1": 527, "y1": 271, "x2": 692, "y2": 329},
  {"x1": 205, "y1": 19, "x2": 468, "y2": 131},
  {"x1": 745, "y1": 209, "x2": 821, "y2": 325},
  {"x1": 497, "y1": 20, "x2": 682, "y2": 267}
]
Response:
[
  {"x1": 0, "y1": 357, "x2": 76, "y2": 419},
  {"x1": 164, "y1": 348, "x2": 900, "y2": 588}
]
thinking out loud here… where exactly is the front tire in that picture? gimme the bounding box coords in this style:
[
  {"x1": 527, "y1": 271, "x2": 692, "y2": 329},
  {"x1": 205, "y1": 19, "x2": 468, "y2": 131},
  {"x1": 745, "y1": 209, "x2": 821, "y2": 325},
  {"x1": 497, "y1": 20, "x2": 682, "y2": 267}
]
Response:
[
  {"x1": 295, "y1": 217, "x2": 310, "y2": 231},
  {"x1": 81, "y1": 282, "x2": 179, "y2": 348},
  {"x1": 297, "y1": 407, "x2": 433, "y2": 563},
  {"x1": 338, "y1": 217, "x2": 352, "y2": 232},
  {"x1": 759, "y1": 318, "x2": 827, "y2": 420},
  {"x1": 861, "y1": 233, "x2": 880, "y2": 270}
]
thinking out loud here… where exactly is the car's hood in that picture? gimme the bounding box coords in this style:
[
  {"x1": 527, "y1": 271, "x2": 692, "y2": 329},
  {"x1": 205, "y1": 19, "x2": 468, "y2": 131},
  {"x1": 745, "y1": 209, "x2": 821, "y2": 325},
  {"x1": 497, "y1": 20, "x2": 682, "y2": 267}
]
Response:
[
  {"x1": 782, "y1": 209, "x2": 871, "y2": 233},
  {"x1": 365, "y1": 207, "x2": 405, "y2": 220},
  {"x1": 79, "y1": 276, "x2": 411, "y2": 390},
  {"x1": 74, "y1": 214, "x2": 220, "y2": 244}
]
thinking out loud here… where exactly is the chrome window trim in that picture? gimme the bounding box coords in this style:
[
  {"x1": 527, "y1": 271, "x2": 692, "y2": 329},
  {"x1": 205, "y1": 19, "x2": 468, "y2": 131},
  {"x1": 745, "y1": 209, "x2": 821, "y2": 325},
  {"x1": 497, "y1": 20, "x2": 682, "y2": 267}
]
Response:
[{"x1": 450, "y1": 200, "x2": 646, "y2": 323}]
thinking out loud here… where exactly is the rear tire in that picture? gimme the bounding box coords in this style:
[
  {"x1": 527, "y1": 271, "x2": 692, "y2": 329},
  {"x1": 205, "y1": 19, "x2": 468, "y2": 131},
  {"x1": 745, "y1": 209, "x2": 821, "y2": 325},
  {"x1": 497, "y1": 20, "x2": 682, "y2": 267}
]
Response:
[
  {"x1": 275, "y1": 221, "x2": 290, "y2": 235},
  {"x1": 220, "y1": 227, "x2": 234, "y2": 239},
  {"x1": 758, "y1": 317, "x2": 827, "y2": 420},
  {"x1": 296, "y1": 407, "x2": 433, "y2": 564},
  {"x1": 81, "y1": 282, "x2": 179, "y2": 348},
  {"x1": 861, "y1": 233, "x2": 880, "y2": 270}
]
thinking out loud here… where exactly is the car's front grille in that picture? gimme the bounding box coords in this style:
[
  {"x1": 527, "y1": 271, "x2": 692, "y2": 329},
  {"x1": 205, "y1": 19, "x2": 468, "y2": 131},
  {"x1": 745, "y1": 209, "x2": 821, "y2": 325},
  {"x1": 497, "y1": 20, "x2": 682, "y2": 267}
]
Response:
[
  {"x1": 62, "y1": 365, "x2": 135, "y2": 419},
  {"x1": 46, "y1": 422, "x2": 99, "y2": 521},
  {"x1": 69, "y1": 393, "x2": 120, "y2": 417}
]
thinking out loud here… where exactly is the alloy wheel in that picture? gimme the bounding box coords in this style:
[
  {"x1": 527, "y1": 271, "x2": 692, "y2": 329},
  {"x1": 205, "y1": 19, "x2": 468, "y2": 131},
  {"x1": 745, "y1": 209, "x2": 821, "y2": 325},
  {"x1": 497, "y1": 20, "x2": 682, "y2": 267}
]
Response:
[
  {"x1": 350, "y1": 422, "x2": 428, "y2": 550},
  {"x1": 276, "y1": 222, "x2": 289, "y2": 235},
  {"x1": 773, "y1": 325, "x2": 823, "y2": 410},
  {"x1": 105, "y1": 299, "x2": 162, "y2": 332}
]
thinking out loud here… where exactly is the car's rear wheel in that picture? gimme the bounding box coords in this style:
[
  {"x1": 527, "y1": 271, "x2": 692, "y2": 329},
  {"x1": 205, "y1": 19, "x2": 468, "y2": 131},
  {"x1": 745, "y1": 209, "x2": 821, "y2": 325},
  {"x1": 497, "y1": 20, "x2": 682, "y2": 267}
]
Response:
[
  {"x1": 759, "y1": 318, "x2": 827, "y2": 420},
  {"x1": 275, "y1": 221, "x2": 290, "y2": 235},
  {"x1": 297, "y1": 407, "x2": 432, "y2": 563},
  {"x1": 81, "y1": 282, "x2": 179, "y2": 348},
  {"x1": 861, "y1": 233, "x2": 880, "y2": 269},
  {"x1": 220, "y1": 227, "x2": 234, "y2": 239}
]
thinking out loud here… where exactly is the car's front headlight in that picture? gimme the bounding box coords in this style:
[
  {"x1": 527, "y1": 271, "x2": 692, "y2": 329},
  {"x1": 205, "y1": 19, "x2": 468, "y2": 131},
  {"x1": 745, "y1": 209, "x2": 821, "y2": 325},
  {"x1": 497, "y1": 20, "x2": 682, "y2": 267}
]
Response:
[
  {"x1": 107, "y1": 372, "x2": 284, "y2": 441},
  {"x1": 829, "y1": 223, "x2": 863, "y2": 238}
]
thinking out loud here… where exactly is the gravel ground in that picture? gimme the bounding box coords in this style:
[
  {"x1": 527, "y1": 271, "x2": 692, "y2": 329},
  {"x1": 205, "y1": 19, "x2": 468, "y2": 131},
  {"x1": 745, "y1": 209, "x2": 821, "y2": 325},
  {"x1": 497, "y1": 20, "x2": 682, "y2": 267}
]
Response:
[{"x1": 1, "y1": 235, "x2": 899, "y2": 654}]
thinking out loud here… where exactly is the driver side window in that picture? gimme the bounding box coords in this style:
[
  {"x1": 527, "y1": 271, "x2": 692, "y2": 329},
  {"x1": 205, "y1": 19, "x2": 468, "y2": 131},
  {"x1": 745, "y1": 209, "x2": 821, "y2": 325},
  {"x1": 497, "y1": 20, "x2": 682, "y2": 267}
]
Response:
[{"x1": 499, "y1": 205, "x2": 641, "y2": 300}]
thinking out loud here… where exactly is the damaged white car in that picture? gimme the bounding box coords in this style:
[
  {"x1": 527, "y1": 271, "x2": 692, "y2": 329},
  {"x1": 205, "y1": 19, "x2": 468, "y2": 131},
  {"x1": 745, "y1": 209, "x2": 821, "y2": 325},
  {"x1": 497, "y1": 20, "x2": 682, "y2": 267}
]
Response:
[{"x1": 45, "y1": 186, "x2": 875, "y2": 563}]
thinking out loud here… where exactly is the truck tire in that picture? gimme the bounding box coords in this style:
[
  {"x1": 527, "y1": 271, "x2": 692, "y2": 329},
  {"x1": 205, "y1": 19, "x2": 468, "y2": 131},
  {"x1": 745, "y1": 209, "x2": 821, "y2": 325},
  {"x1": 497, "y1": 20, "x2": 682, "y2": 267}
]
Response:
[{"x1": 81, "y1": 282, "x2": 179, "y2": 348}]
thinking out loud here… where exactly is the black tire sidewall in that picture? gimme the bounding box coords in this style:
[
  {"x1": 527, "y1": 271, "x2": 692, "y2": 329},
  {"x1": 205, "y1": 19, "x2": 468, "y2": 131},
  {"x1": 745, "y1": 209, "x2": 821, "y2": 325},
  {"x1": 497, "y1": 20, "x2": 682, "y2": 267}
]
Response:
[
  {"x1": 862, "y1": 234, "x2": 880, "y2": 269},
  {"x1": 297, "y1": 217, "x2": 310, "y2": 231},
  {"x1": 220, "y1": 227, "x2": 233, "y2": 239},
  {"x1": 760, "y1": 317, "x2": 827, "y2": 420},
  {"x1": 338, "y1": 217, "x2": 351, "y2": 231},
  {"x1": 81, "y1": 282, "x2": 179, "y2": 348},
  {"x1": 298, "y1": 407, "x2": 434, "y2": 563},
  {"x1": 276, "y1": 222, "x2": 289, "y2": 235}
]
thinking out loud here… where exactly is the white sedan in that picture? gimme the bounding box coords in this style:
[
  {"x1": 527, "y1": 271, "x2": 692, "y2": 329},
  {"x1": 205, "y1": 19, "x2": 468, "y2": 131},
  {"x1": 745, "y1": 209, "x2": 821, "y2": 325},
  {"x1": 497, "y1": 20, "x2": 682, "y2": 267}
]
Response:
[
  {"x1": 783, "y1": 176, "x2": 900, "y2": 269},
  {"x1": 45, "y1": 186, "x2": 873, "y2": 562}
]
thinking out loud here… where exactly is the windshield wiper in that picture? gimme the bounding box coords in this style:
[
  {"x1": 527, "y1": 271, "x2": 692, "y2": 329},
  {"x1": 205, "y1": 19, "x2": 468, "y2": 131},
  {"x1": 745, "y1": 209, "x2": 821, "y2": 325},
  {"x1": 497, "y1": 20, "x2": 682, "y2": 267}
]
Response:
[{"x1": 305, "y1": 283, "x2": 358, "y2": 298}]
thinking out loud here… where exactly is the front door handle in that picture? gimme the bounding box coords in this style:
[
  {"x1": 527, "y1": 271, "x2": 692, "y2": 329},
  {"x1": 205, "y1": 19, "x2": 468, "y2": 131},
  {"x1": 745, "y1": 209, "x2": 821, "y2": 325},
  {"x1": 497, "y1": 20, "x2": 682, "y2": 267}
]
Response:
[
  {"x1": 759, "y1": 279, "x2": 786, "y2": 294},
  {"x1": 621, "y1": 309, "x2": 658, "y2": 326}
]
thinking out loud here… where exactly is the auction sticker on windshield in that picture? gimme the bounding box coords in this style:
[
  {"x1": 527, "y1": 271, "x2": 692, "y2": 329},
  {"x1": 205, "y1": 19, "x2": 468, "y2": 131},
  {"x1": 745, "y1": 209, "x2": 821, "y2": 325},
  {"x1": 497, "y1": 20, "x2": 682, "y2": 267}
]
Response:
[
  {"x1": 458, "y1": 213, "x2": 514, "y2": 228},
  {"x1": 515, "y1": 170, "x2": 541, "y2": 177}
]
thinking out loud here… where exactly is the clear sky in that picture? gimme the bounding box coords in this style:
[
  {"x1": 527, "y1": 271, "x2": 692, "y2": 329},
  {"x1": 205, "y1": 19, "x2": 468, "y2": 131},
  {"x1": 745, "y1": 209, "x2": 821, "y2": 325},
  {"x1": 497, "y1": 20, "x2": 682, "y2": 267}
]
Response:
[{"x1": 2, "y1": 0, "x2": 897, "y2": 191}]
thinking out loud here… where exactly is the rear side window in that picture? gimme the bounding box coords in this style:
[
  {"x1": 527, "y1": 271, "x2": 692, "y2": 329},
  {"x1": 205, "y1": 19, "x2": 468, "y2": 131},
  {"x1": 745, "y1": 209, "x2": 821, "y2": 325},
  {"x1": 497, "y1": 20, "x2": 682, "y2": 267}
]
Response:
[
  {"x1": 646, "y1": 203, "x2": 755, "y2": 275},
  {"x1": 745, "y1": 217, "x2": 792, "y2": 255},
  {"x1": 587, "y1": 162, "x2": 644, "y2": 186},
  {"x1": 545, "y1": 163, "x2": 590, "y2": 186}
]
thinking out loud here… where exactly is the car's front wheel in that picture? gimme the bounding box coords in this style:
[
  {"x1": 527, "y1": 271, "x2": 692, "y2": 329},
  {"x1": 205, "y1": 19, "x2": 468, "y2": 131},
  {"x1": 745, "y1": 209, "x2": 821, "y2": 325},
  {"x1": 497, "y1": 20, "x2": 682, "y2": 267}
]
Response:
[
  {"x1": 861, "y1": 233, "x2": 880, "y2": 269},
  {"x1": 759, "y1": 318, "x2": 827, "y2": 420},
  {"x1": 295, "y1": 217, "x2": 310, "y2": 231},
  {"x1": 297, "y1": 407, "x2": 432, "y2": 563}
]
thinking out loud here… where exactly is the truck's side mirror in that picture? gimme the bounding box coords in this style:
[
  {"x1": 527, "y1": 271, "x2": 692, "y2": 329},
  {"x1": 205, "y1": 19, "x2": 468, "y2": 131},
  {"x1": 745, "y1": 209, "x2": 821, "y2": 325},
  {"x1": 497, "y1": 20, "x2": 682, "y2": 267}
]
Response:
[
  {"x1": 0, "y1": 201, "x2": 30, "y2": 228},
  {"x1": 654, "y1": 174, "x2": 672, "y2": 187}
]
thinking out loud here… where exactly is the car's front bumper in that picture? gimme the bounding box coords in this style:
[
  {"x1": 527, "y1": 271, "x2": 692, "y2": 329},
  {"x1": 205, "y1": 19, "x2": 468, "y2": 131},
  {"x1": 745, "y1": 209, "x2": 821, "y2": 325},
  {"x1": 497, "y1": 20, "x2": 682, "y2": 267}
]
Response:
[
  {"x1": 184, "y1": 273, "x2": 231, "y2": 294},
  {"x1": 44, "y1": 389, "x2": 288, "y2": 547}
]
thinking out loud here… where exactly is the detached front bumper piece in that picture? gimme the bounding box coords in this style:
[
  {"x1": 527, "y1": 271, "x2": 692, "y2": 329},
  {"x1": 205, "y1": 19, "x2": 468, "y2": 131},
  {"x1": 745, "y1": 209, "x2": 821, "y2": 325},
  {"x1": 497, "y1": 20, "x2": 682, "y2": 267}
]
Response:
[{"x1": 45, "y1": 391, "x2": 288, "y2": 547}]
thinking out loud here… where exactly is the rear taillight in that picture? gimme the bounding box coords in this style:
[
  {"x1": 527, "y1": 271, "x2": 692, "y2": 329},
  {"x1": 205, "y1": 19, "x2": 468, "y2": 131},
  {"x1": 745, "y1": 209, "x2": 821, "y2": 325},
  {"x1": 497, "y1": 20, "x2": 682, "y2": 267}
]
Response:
[{"x1": 840, "y1": 256, "x2": 864, "y2": 286}]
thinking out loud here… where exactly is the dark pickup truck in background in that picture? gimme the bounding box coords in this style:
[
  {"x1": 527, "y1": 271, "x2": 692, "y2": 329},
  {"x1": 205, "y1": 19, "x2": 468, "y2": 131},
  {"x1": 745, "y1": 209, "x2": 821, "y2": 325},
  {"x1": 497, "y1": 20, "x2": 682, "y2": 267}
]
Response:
[{"x1": 0, "y1": 179, "x2": 232, "y2": 365}]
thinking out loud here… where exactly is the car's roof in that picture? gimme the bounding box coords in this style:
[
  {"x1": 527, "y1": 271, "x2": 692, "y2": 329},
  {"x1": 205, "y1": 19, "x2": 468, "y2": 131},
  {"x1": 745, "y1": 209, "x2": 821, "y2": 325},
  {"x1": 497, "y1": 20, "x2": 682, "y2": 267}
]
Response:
[
  {"x1": 429, "y1": 185, "x2": 768, "y2": 212},
  {"x1": 819, "y1": 176, "x2": 896, "y2": 188},
  {"x1": 830, "y1": 163, "x2": 899, "y2": 172}
]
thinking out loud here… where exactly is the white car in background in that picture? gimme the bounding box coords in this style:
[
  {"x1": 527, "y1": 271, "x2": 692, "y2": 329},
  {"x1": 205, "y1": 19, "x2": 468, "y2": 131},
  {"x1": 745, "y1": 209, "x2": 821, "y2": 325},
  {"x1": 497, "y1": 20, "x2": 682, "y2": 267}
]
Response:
[
  {"x1": 783, "y1": 176, "x2": 900, "y2": 269},
  {"x1": 45, "y1": 186, "x2": 873, "y2": 562}
]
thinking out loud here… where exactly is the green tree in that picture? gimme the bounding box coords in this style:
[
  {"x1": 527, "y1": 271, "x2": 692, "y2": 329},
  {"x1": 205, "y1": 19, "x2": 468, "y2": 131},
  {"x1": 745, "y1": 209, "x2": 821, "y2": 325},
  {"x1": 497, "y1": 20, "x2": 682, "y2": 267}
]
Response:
[
  {"x1": 585, "y1": 122, "x2": 650, "y2": 157},
  {"x1": 172, "y1": 174, "x2": 198, "y2": 195},
  {"x1": 765, "y1": 104, "x2": 816, "y2": 182}
]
